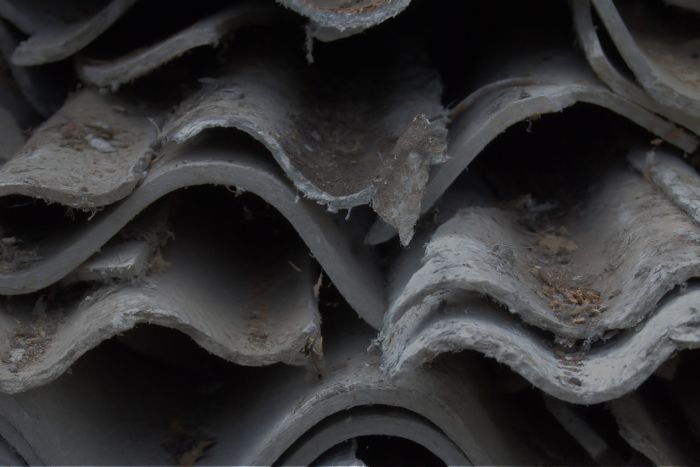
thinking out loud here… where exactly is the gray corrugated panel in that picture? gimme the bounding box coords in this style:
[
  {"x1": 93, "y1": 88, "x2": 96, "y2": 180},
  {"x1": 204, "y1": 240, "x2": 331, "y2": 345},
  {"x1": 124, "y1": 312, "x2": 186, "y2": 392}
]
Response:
[
  {"x1": 0, "y1": 21, "x2": 67, "y2": 117},
  {"x1": 365, "y1": 50, "x2": 698, "y2": 245},
  {"x1": 0, "y1": 203, "x2": 321, "y2": 393},
  {"x1": 76, "y1": 3, "x2": 284, "y2": 91},
  {"x1": 628, "y1": 147, "x2": 700, "y2": 227},
  {"x1": 0, "y1": 315, "x2": 538, "y2": 465},
  {"x1": 385, "y1": 158, "x2": 700, "y2": 341},
  {"x1": 0, "y1": 0, "x2": 137, "y2": 66},
  {"x1": 609, "y1": 388, "x2": 700, "y2": 465},
  {"x1": 0, "y1": 89, "x2": 156, "y2": 208},
  {"x1": 0, "y1": 136, "x2": 385, "y2": 329},
  {"x1": 162, "y1": 46, "x2": 447, "y2": 246},
  {"x1": 571, "y1": 0, "x2": 700, "y2": 137},
  {"x1": 380, "y1": 283, "x2": 700, "y2": 404},
  {"x1": 278, "y1": 407, "x2": 469, "y2": 466},
  {"x1": 276, "y1": 0, "x2": 411, "y2": 40},
  {"x1": 592, "y1": 0, "x2": 700, "y2": 119}
]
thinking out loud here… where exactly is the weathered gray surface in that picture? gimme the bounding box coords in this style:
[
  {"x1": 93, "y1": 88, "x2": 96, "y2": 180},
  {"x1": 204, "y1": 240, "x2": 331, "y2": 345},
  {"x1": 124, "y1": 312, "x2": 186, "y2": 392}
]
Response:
[
  {"x1": 572, "y1": 0, "x2": 700, "y2": 136},
  {"x1": 592, "y1": 0, "x2": 700, "y2": 119},
  {"x1": 365, "y1": 51, "x2": 698, "y2": 245},
  {"x1": 0, "y1": 316, "x2": 536, "y2": 465},
  {"x1": 628, "y1": 147, "x2": 700, "y2": 227},
  {"x1": 277, "y1": 0, "x2": 411, "y2": 40},
  {"x1": 0, "y1": 0, "x2": 137, "y2": 65},
  {"x1": 381, "y1": 284, "x2": 700, "y2": 404},
  {"x1": 0, "y1": 136, "x2": 385, "y2": 329},
  {"x1": 0, "y1": 207, "x2": 321, "y2": 393},
  {"x1": 279, "y1": 407, "x2": 469, "y2": 466},
  {"x1": 77, "y1": 3, "x2": 283, "y2": 90},
  {"x1": 385, "y1": 161, "x2": 700, "y2": 340},
  {"x1": 163, "y1": 49, "x2": 447, "y2": 245},
  {"x1": 0, "y1": 90, "x2": 156, "y2": 207}
]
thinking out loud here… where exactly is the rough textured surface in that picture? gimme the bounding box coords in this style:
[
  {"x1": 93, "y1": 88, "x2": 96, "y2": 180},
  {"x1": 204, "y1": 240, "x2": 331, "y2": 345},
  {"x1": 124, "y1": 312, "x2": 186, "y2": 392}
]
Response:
[
  {"x1": 0, "y1": 89, "x2": 156, "y2": 207},
  {"x1": 77, "y1": 2, "x2": 282, "y2": 90},
  {"x1": 365, "y1": 51, "x2": 697, "y2": 245},
  {"x1": 277, "y1": 0, "x2": 411, "y2": 40},
  {"x1": 571, "y1": 0, "x2": 700, "y2": 136},
  {"x1": 0, "y1": 200, "x2": 321, "y2": 393},
  {"x1": 0, "y1": 136, "x2": 385, "y2": 329},
  {"x1": 163, "y1": 46, "x2": 447, "y2": 243},
  {"x1": 380, "y1": 284, "x2": 700, "y2": 404},
  {"x1": 592, "y1": 0, "x2": 700, "y2": 119},
  {"x1": 386, "y1": 159, "x2": 700, "y2": 340},
  {"x1": 628, "y1": 147, "x2": 700, "y2": 227},
  {"x1": 0, "y1": 315, "x2": 536, "y2": 465},
  {"x1": 0, "y1": 0, "x2": 137, "y2": 65}
]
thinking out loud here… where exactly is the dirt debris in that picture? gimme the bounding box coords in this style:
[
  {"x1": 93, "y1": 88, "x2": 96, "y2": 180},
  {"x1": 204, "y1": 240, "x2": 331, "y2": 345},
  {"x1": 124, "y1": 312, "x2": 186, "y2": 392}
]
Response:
[
  {"x1": 528, "y1": 224, "x2": 604, "y2": 324},
  {"x1": 1, "y1": 296, "x2": 64, "y2": 372},
  {"x1": 56, "y1": 118, "x2": 127, "y2": 154}
]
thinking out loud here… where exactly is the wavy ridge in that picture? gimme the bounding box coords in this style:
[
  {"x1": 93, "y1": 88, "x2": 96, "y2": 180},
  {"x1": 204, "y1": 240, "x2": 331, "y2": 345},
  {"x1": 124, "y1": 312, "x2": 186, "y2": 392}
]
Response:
[
  {"x1": 0, "y1": 212, "x2": 321, "y2": 393},
  {"x1": 1, "y1": 0, "x2": 137, "y2": 66},
  {"x1": 365, "y1": 50, "x2": 698, "y2": 244},
  {"x1": 0, "y1": 137, "x2": 385, "y2": 329},
  {"x1": 591, "y1": 0, "x2": 700, "y2": 119},
  {"x1": 381, "y1": 284, "x2": 700, "y2": 404},
  {"x1": 389, "y1": 158, "x2": 700, "y2": 340},
  {"x1": 0, "y1": 316, "x2": 538, "y2": 465},
  {"x1": 571, "y1": 0, "x2": 700, "y2": 136},
  {"x1": 76, "y1": 3, "x2": 283, "y2": 90}
]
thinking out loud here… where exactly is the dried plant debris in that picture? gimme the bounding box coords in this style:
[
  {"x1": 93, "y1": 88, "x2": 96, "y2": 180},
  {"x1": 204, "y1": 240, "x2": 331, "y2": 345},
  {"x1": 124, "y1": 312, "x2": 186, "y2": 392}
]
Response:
[
  {"x1": 0, "y1": 89, "x2": 157, "y2": 208},
  {"x1": 163, "y1": 43, "x2": 447, "y2": 245},
  {"x1": 0, "y1": 296, "x2": 63, "y2": 373}
]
